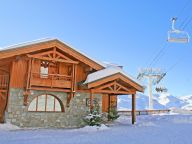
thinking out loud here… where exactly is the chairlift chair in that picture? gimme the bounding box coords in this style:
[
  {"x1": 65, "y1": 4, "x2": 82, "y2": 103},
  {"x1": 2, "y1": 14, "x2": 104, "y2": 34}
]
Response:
[
  {"x1": 155, "y1": 85, "x2": 168, "y2": 93},
  {"x1": 167, "y1": 17, "x2": 190, "y2": 43}
]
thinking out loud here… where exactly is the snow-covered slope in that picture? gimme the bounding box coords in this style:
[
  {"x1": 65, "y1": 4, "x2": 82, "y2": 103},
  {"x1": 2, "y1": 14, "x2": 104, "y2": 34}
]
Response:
[
  {"x1": 158, "y1": 93, "x2": 186, "y2": 108},
  {"x1": 118, "y1": 93, "x2": 189, "y2": 110},
  {"x1": 118, "y1": 93, "x2": 166, "y2": 110},
  {"x1": 179, "y1": 95, "x2": 192, "y2": 110}
]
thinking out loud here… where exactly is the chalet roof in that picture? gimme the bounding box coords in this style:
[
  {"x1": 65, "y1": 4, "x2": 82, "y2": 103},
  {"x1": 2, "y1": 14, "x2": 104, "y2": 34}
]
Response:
[
  {"x1": 0, "y1": 38, "x2": 106, "y2": 68},
  {"x1": 84, "y1": 66, "x2": 144, "y2": 90}
]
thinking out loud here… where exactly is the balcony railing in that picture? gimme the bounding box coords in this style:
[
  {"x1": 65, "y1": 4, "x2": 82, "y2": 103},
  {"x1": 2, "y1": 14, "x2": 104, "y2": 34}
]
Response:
[
  {"x1": 30, "y1": 73, "x2": 72, "y2": 89},
  {"x1": 0, "y1": 75, "x2": 9, "y2": 89}
]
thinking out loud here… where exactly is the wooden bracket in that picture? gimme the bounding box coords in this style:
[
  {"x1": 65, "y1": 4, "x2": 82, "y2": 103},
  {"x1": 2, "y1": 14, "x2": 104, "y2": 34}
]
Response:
[
  {"x1": 66, "y1": 92, "x2": 73, "y2": 107},
  {"x1": 23, "y1": 91, "x2": 30, "y2": 106}
]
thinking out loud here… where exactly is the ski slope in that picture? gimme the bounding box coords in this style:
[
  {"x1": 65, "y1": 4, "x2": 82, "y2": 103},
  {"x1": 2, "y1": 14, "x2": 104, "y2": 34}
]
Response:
[{"x1": 0, "y1": 113, "x2": 192, "y2": 144}]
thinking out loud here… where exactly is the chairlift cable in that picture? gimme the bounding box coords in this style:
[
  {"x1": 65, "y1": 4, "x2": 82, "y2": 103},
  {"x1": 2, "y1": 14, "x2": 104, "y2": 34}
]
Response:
[
  {"x1": 176, "y1": 0, "x2": 191, "y2": 18},
  {"x1": 148, "y1": 1, "x2": 191, "y2": 67},
  {"x1": 165, "y1": 2, "x2": 192, "y2": 74},
  {"x1": 148, "y1": 43, "x2": 168, "y2": 67},
  {"x1": 182, "y1": 17, "x2": 192, "y2": 30},
  {"x1": 166, "y1": 52, "x2": 188, "y2": 74},
  {"x1": 152, "y1": 46, "x2": 169, "y2": 67},
  {"x1": 179, "y1": 17, "x2": 190, "y2": 29}
]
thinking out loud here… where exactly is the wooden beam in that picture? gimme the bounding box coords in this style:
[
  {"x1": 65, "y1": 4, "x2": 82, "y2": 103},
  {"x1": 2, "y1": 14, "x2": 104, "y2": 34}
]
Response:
[
  {"x1": 66, "y1": 92, "x2": 72, "y2": 107},
  {"x1": 116, "y1": 82, "x2": 131, "y2": 92},
  {"x1": 53, "y1": 47, "x2": 56, "y2": 59},
  {"x1": 0, "y1": 41, "x2": 57, "y2": 60},
  {"x1": 71, "y1": 64, "x2": 75, "y2": 93},
  {"x1": 90, "y1": 89, "x2": 94, "y2": 113},
  {"x1": 0, "y1": 68, "x2": 9, "y2": 73},
  {"x1": 96, "y1": 81, "x2": 116, "y2": 90},
  {"x1": 55, "y1": 42, "x2": 104, "y2": 70},
  {"x1": 31, "y1": 50, "x2": 53, "y2": 58},
  {"x1": 93, "y1": 89, "x2": 131, "y2": 94},
  {"x1": 108, "y1": 86, "x2": 113, "y2": 91},
  {"x1": 132, "y1": 94, "x2": 136, "y2": 124},
  {"x1": 29, "y1": 87, "x2": 71, "y2": 92},
  {"x1": 88, "y1": 73, "x2": 144, "y2": 92},
  {"x1": 27, "y1": 54, "x2": 79, "y2": 64},
  {"x1": 108, "y1": 94, "x2": 111, "y2": 120},
  {"x1": 73, "y1": 64, "x2": 77, "y2": 92},
  {"x1": 114, "y1": 81, "x2": 117, "y2": 91},
  {"x1": 29, "y1": 58, "x2": 34, "y2": 89},
  {"x1": 55, "y1": 51, "x2": 73, "y2": 61},
  {"x1": 48, "y1": 53, "x2": 52, "y2": 58},
  {"x1": 26, "y1": 58, "x2": 32, "y2": 90}
]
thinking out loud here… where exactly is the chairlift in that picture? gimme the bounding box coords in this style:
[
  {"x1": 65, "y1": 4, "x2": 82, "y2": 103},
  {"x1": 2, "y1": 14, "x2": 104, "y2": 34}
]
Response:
[
  {"x1": 167, "y1": 17, "x2": 190, "y2": 43},
  {"x1": 155, "y1": 85, "x2": 168, "y2": 93}
]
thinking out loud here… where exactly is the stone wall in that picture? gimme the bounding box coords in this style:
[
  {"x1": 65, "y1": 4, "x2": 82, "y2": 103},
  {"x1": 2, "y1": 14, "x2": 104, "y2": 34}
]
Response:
[{"x1": 5, "y1": 88, "x2": 102, "y2": 128}]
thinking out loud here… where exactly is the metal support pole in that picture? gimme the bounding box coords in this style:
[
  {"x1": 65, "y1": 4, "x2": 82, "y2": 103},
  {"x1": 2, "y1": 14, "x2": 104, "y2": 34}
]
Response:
[{"x1": 148, "y1": 76, "x2": 153, "y2": 110}]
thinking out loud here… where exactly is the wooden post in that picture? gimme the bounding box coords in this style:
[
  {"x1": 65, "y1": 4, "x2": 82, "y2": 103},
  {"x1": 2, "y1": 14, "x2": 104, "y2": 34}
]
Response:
[
  {"x1": 90, "y1": 89, "x2": 94, "y2": 113},
  {"x1": 26, "y1": 58, "x2": 32, "y2": 90},
  {"x1": 73, "y1": 64, "x2": 77, "y2": 92},
  {"x1": 71, "y1": 64, "x2": 75, "y2": 96},
  {"x1": 132, "y1": 94, "x2": 136, "y2": 124},
  {"x1": 29, "y1": 58, "x2": 34, "y2": 89},
  {"x1": 108, "y1": 94, "x2": 111, "y2": 113}
]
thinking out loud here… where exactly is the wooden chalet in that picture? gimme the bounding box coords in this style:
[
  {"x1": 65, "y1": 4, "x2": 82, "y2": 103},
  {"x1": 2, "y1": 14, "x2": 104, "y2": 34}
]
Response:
[{"x1": 0, "y1": 38, "x2": 144, "y2": 128}]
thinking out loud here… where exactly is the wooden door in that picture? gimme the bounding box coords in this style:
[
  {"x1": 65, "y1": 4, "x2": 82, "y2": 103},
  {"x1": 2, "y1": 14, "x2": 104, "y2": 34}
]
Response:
[{"x1": 0, "y1": 90, "x2": 8, "y2": 123}]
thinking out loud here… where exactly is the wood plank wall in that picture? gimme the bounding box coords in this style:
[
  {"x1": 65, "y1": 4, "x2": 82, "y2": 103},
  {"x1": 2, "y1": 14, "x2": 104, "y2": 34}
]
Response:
[
  {"x1": 10, "y1": 59, "x2": 27, "y2": 88},
  {"x1": 102, "y1": 94, "x2": 117, "y2": 112}
]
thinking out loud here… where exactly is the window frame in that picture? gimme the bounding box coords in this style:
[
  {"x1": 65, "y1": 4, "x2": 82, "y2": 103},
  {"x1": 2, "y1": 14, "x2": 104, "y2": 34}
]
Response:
[
  {"x1": 40, "y1": 61, "x2": 49, "y2": 78},
  {"x1": 28, "y1": 94, "x2": 64, "y2": 112}
]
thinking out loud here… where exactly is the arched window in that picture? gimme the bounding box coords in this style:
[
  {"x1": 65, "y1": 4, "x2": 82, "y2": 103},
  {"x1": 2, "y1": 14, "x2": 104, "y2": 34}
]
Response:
[{"x1": 28, "y1": 94, "x2": 64, "y2": 112}]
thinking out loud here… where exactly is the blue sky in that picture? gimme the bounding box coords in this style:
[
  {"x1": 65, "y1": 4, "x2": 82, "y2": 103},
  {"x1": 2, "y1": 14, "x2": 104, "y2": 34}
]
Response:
[{"x1": 0, "y1": 0, "x2": 191, "y2": 96}]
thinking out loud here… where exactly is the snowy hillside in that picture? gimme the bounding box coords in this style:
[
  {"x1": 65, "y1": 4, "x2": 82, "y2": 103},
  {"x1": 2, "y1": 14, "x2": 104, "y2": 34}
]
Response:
[
  {"x1": 118, "y1": 93, "x2": 190, "y2": 110},
  {"x1": 180, "y1": 95, "x2": 192, "y2": 110}
]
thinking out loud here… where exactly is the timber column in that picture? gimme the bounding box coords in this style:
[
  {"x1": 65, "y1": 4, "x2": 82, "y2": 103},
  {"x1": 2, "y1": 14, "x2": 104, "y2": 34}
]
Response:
[
  {"x1": 89, "y1": 89, "x2": 94, "y2": 113},
  {"x1": 131, "y1": 94, "x2": 136, "y2": 124}
]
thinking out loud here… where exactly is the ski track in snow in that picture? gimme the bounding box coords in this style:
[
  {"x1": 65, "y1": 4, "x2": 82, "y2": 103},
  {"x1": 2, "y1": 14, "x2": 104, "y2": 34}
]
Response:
[{"x1": 0, "y1": 114, "x2": 192, "y2": 144}]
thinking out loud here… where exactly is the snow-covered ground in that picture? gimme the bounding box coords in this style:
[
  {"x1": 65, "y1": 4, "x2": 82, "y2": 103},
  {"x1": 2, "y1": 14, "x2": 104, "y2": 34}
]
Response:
[{"x1": 1, "y1": 113, "x2": 192, "y2": 144}]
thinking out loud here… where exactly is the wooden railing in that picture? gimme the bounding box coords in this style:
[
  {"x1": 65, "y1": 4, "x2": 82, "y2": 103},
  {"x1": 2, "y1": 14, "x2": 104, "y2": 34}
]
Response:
[
  {"x1": 0, "y1": 75, "x2": 9, "y2": 89},
  {"x1": 118, "y1": 109, "x2": 171, "y2": 116},
  {"x1": 30, "y1": 73, "x2": 72, "y2": 88}
]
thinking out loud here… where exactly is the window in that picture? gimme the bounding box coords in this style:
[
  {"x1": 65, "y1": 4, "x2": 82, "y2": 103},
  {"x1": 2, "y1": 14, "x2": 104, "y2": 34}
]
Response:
[
  {"x1": 28, "y1": 94, "x2": 64, "y2": 112},
  {"x1": 40, "y1": 61, "x2": 49, "y2": 78}
]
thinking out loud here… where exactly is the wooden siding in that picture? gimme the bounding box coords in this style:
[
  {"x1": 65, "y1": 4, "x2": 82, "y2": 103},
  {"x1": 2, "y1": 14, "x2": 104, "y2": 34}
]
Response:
[
  {"x1": 76, "y1": 63, "x2": 89, "y2": 85},
  {"x1": 102, "y1": 94, "x2": 117, "y2": 112},
  {"x1": 10, "y1": 59, "x2": 28, "y2": 88}
]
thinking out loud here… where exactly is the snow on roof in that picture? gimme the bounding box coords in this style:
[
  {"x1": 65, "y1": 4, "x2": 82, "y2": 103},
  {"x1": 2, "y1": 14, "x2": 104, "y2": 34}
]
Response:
[
  {"x1": 0, "y1": 38, "x2": 55, "y2": 51},
  {"x1": 84, "y1": 66, "x2": 144, "y2": 87},
  {"x1": 0, "y1": 38, "x2": 106, "y2": 68},
  {"x1": 58, "y1": 39, "x2": 106, "y2": 68},
  {"x1": 101, "y1": 61, "x2": 123, "y2": 68}
]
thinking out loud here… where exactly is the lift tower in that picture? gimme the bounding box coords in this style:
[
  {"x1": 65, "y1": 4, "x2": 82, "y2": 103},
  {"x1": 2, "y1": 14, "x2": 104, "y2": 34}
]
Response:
[{"x1": 137, "y1": 68, "x2": 166, "y2": 110}]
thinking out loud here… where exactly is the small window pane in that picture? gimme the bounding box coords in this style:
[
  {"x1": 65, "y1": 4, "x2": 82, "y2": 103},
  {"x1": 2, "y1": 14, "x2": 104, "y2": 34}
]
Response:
[
  {"x1": 46, "y1": 95, "x2": 54, "y2": 111},
  {"x1": 55, "y1": 99, "x2": 62, "y2": 111},
  {"x1": 40, "y1": 67, "x2": 48, "y2": 78},
  {"x1": 38, "y1": 95, "x2": 46, "y2": 111},
  {"x1": 28, "y1": 98, "x2": 37, "y2": 111}
]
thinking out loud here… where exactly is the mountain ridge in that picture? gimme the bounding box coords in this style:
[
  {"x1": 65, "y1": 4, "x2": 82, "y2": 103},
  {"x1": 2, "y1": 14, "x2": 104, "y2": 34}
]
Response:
[{"x1": 117, "y1": 93, "x2": 192, "y2": 110}]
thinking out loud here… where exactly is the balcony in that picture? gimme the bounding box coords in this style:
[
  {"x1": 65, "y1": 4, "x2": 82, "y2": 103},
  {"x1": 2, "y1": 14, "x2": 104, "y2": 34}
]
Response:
[{"x1": 30, "y1": 73, "x2": 72, "y2": 89}]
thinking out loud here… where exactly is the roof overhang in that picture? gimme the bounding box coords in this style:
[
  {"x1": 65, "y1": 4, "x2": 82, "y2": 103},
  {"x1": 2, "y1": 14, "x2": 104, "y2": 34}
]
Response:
[
  {"x1": 86, "y1": 73, "x2": 144, "y2": 93},
  {"x1": 0, "y1": 38, "x2": 105, "y2": 70}
]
